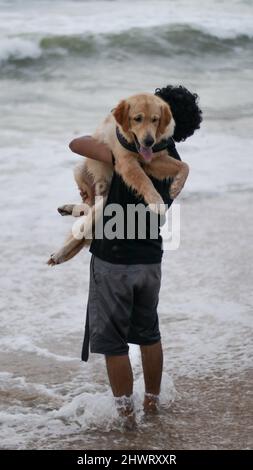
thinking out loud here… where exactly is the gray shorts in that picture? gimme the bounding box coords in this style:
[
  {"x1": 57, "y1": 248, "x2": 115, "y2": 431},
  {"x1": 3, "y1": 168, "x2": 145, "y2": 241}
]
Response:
[{"x1": 81, "y1": 255, "x2": 161, "y2": 361}]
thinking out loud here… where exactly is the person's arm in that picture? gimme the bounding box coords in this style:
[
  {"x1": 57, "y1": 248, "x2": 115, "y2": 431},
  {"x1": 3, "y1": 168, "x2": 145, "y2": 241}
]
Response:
[{"x1": 69, "y1": 135, "x2": 112, "y2": 163}]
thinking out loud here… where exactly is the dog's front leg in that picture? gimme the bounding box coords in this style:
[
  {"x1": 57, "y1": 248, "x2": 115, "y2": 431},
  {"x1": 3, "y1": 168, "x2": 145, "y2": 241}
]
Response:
[
  {"x1": 145, "y1": 155, "x2": 189, "y2": 199},
  {"x1": 115, "y1": 154, "x2": 165, "y2": 214}
]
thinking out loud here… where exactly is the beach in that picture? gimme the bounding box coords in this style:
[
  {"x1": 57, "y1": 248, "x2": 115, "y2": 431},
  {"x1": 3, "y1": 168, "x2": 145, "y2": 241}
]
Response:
[{"x1": 0, "y1": 0, "x2": 252, "y2": 450}]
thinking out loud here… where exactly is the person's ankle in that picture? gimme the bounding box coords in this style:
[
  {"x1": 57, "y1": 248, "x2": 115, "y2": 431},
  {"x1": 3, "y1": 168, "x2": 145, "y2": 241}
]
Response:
[{"x1": 143, "y1": 392, "x2": 160, "y2": 414}]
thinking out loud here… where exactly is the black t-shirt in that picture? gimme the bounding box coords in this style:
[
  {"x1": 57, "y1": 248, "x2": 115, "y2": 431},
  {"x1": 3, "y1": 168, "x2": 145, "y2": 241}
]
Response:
[{"x1": 90, "y1": 138, "x2": 181, "y2": 264}]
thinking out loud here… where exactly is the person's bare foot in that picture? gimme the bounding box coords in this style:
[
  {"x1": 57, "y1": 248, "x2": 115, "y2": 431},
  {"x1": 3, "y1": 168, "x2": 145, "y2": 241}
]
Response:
[
  {"x1": 115, "y1": 396, "x2": 137, "y2": 431},
  {"x1": 120, "y1": 410, "x2": 137, "y2": 431},
  {"x1": 143, "y1": 393, "x2": 160, "y2": 414}
]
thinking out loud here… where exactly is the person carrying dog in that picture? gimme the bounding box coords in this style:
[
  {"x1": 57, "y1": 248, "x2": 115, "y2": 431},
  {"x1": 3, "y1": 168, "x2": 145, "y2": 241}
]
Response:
[{"x1": 69, "y1": 85, "x2": 202, "y2": 428}]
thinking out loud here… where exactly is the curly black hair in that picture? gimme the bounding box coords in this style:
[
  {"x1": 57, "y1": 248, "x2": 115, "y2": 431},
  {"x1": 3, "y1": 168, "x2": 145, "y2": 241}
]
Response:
[{"x1": 155, "y1": 85, "x2": 203, "y2": 142}]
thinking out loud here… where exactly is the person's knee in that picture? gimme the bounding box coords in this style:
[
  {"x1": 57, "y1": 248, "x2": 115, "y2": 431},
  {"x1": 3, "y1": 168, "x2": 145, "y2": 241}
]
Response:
[
  {"x1": 90, "y1": 335, "x2": 129, "y2": 357},
  {"x1": 140, "y1": 339, "x2": 162, "y2": 352},
  {"x1": 105, "y1": 353, "x2": 129, "y2": 364}
]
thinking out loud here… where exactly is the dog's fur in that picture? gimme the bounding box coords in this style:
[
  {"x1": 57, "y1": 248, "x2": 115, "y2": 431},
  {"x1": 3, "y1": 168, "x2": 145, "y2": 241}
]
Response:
[{"x1": 48, "y1": 93, "x2": 189, "y2": 266}]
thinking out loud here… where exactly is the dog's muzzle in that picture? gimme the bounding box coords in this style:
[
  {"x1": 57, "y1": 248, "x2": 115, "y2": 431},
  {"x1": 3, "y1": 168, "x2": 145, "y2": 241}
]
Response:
[
  {"x1": 133, "y1": 133, "x2": 153, "y2": 162},
  {"x1": 116, "y1": 126, "x2": 170, "y2": 159}
]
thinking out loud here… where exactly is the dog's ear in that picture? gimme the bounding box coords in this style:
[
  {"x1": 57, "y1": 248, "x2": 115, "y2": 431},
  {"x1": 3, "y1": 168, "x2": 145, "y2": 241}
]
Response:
[
  {"x1": 113, "y1": 100, "x2": 130, "y2": 133},
  {"x1": 157, "y1": 104, "x2": 172, "y2": 137}
]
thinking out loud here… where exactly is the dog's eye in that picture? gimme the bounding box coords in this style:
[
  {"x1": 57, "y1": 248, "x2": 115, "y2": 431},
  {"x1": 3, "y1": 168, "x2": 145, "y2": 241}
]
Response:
[
  {"x1": 134, "y1": 116, "x2": 142, "y2": 122},
  {"x1": 152, "y1": 117, "x2": 158, "y2": 123}
]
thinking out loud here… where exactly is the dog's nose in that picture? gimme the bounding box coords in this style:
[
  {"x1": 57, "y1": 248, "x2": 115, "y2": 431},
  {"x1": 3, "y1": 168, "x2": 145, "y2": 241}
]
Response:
[{"x1": 144, "y1": 135, "x2": 154, "y2": 147}]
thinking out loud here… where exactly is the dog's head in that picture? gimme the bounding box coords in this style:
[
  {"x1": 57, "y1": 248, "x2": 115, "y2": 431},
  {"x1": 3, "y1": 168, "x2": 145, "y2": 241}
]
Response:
[{"x1": 113, "y1": 93, "x2": 175, "y2": 162}]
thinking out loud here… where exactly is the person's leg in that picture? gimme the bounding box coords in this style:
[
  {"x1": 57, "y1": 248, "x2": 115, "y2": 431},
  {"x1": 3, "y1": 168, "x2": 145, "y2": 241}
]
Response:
[
  {"x1": 105, "y1": 354, "x2": 136, "y2": 428},
  {"x1": 105, "y1": 354, "x2": 133, "y2": 397},
  {"x1": 85, "y1": 257, "x2": 137, "y2": 426},
  {"x1": 140, "y1": 340, "x2": 163, "y2": 413},
  {"x1": 127, "y1": 262, "x2": 162, "y2": 413}
]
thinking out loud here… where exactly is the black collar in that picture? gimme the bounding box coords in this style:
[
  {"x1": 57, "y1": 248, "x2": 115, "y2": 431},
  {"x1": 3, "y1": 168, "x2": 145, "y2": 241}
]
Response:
[{"x1": 116, "y1": 126, "x2": 172, "y2": 154}]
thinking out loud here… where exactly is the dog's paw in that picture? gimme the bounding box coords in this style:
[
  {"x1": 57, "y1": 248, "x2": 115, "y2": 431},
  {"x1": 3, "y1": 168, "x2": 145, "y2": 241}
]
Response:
[
  {"x1": 58, "y1": 204, "x2": 89, "y2": 217},
  {"x1": 170, "y1": 164, "x2": 189, "y2": 199},
  {"x1": 47, "y1": 255, "x2": 56, "y2": 266},
  {"x1": 72, "y1": 204, "x2": 90, "y2": 217},
  {"x1": 170, "y1": 176, "x2": 185, "y2": 199},
  {"x1": 47, "y1": 253, "x2": 62, "y2": 266},
  {"x1": 95, "y1": 179, "x2": 109, "y2": 196},
  {"x1": 147, "y1": 202, "x2": 166, "y2": 216},
  {"x1": 57, "y1": 204, "x2": 75, "y2": 216},
  {"x1": 145, "y1": 191, "x2": 166, "y2": 215}
]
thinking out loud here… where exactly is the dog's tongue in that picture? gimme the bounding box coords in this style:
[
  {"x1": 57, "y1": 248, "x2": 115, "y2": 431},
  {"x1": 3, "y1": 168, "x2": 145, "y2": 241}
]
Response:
[{"x1": 139, "y1": 146, "x2": 153, "y2": 161}]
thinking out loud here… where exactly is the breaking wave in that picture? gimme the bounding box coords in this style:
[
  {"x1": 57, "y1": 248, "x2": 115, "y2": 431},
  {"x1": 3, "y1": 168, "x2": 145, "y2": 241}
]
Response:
[{"x1": 1, "y1": 25, "x2": 252, "y2": 68}]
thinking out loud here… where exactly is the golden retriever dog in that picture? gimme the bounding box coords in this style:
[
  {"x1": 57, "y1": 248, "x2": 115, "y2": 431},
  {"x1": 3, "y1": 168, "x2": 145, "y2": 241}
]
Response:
[{"x1": 47, "y1": 93, "x2": 189, "y2": 266}]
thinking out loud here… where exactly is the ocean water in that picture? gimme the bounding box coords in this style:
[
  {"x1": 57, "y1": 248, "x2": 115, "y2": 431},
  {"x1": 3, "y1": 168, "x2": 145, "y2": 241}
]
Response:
[{"x1": 0, "y1": 0, "x2": 253, "y2": 450}]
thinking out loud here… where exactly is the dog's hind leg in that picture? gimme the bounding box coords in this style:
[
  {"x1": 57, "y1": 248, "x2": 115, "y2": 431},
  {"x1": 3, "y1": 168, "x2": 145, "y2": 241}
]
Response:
[
  {"x1": 47, "y1": 232, "x2": 89, "y2": 266},
  {"x1": 47, "y1": 236, "x2": 91, "y2": 266},
  {"x1": 48, "y1": 197, "x2": 105, "y2": 266}
]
